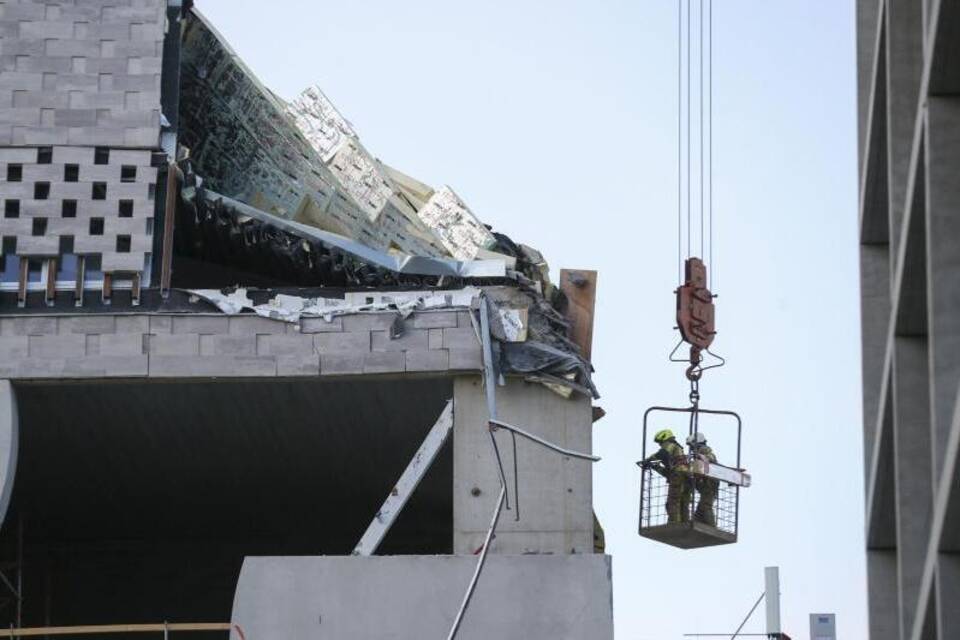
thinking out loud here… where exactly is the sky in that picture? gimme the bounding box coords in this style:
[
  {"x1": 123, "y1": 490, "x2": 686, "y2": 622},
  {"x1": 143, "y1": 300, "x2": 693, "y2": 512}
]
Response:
[{"x1": 197, "y1": 1, "x2": 864, "y2": 638}]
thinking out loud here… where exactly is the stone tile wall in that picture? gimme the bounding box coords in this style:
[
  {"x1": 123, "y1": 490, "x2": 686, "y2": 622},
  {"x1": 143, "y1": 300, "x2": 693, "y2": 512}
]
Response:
[
  {"x1": 0, "y1": 309, "x2": 482, "y2": 378},
  {"x1": 0, "y1": 0, "x2": 165, "y2": 147}
]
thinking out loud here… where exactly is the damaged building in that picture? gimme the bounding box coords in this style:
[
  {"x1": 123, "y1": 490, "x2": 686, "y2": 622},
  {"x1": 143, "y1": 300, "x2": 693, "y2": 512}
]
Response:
[{"x1": 0, "y1": 2, "x2": 611, "y2": 638}]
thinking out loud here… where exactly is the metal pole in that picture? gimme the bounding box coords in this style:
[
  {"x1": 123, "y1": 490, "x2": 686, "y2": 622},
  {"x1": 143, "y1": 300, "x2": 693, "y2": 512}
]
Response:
[
  {"x1": 488, "y1": 420, "x2": 600, "y2": 462},
  {"x1": 16, "y1": 517, "x2": 22, "y2": 629},
  {"x1": 445, "y1": 485, "x2": 506, "y2": 640},
  {"x1": 764, "y1": 567, "x2": 781, "y2": 636},
  {"x1": 729, "y1": 592, "x2": 764, "y2": 640}
]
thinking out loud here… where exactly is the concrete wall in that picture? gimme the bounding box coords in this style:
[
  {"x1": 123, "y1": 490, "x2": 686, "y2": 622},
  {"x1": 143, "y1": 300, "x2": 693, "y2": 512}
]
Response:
[
  {"x1": 453, "y1": 376, "x2": 593, "y2": 555},
  {"x1": 231, "y1": 554, "x2": 613, "y2": 640},
  {"x1": 0, "y1": 309, "x2": 482, "y2": 378}
]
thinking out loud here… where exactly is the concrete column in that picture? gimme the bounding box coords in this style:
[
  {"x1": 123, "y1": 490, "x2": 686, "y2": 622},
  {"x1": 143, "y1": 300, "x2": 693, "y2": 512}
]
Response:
[
  {"x1": 936, "y1": 554, "x2": 960, "y2": 638},
  {"x1": 0, "y1": 381, "x2": 17, "y2": 530},
  {"x1": 857, "y1": 0, "x2": 882, "y2": 164},
  {"x1": 923, "y1": 98, "x2": 960, "y2": 488},
  {"x1": 891, "y1": 337, "x2": 933, "y2": 639},
  {"x1": 452, "y1": 376, "x2": 593, "y2": 555},
  {"x1": 861, "y1": 244, "x2": 892, "y2": 479},
  {"x1": 885, "y1": 0, "x2": 924, "y2": 261},
  {"x1": 868, "y1": 550, "x2": 900, "y2": 640}
]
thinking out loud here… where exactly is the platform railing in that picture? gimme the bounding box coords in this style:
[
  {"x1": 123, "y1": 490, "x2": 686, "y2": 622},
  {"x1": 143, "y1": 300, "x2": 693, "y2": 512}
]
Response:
[{"x1": 640, "y1": 466, "x2": 737, "y2": 534}]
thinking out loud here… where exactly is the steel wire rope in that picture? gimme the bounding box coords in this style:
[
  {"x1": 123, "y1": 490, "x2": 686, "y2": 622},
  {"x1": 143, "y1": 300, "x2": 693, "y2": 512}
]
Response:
[
  {"x1": 707, "y1": 0, "x2": 717, "y2": 290},
  {"x1": 686, "y1": 0, "x2": 691, "y2": 259},
  {"x1": 699, "y1": 0, "x2": 704, "y2": 263},
  {"x1": 677, "y1": 0, "x2": 683, "y2": 284}
]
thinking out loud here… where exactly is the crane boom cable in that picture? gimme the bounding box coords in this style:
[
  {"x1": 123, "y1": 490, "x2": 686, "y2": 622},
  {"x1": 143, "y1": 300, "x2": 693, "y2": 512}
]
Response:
[
  {"x1": 686, "y1": 0, "x2": 691, "y2": 259},
  {"x1": 707, "y1": 0, "x2": 717, "y2": 288},
  {"x1": 677, "y1": 0, "x2": 683, "y2": 284},
  {"x1": 699, "y1": 0, "x2": 704, "y2": 263}
]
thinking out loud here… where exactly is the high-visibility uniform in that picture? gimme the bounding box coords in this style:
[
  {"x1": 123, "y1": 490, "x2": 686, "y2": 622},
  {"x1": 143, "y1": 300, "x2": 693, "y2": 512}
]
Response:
[
  {"x1": 645, "y1": 438, "x2": 691, "y2": 523},
  {"x1": 692, "y1": 444, "x2": 719, "y2": 526}
]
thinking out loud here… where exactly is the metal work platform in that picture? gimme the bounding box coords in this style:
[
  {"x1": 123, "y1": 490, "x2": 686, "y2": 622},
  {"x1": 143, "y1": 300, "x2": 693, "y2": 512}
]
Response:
[
  {"x1": 637, "y1": 405, "x2": 746, "y2": 550},
  {"x1": 639, "y1": 521, "x2": 736, "y2": 549}
]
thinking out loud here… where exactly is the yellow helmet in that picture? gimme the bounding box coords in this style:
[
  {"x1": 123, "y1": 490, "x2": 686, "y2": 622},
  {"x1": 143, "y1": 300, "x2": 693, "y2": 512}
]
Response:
[{"x1": 653, "y1": 429, "x2": 674, "y2": 443}]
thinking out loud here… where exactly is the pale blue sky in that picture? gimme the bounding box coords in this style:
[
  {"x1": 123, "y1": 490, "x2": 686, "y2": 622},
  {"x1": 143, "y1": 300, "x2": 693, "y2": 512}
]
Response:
[{"x1": 198, "y1": 1, "x2": 864, "y2": 638}]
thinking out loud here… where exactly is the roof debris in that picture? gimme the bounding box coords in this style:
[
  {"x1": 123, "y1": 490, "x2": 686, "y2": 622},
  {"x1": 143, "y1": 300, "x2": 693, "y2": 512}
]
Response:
[{"x1": 174, "y1": 9, "x2": 597, "y2": 398}]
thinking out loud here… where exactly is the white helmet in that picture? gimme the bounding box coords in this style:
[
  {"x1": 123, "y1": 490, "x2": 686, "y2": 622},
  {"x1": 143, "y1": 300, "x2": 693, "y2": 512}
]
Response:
[{"x1": 686, "y1": 432, "x2": 707, "y2": 446}]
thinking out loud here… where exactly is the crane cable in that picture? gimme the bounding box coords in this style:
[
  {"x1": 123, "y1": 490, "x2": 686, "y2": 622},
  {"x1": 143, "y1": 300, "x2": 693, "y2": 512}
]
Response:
[{"x1": 677, "y1": 0, "x2": 715, "y2": 290}]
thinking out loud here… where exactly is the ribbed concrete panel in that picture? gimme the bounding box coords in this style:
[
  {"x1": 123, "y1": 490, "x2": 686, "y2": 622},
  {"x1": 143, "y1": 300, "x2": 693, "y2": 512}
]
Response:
[
  {"x1": 0, "y1": 381, "x2": 17, "y2": 530},
  {"x1": 2, "y1": 376, "x2": 454, "y2": 627}
]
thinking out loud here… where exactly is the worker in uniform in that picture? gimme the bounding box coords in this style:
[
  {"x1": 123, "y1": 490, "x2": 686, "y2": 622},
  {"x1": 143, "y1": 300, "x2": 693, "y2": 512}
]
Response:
[
  {"x1": 687, "y1": 432, "x2": 718, "y2": 526},
  {"x1": 640, "y1": 429, "x2": 691, "y2": 523}
]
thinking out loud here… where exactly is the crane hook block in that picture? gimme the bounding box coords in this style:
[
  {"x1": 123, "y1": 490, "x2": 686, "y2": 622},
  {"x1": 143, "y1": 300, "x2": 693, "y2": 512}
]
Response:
[{"x1": 676, "y1": 257, "x2": 715, "y2": 350}]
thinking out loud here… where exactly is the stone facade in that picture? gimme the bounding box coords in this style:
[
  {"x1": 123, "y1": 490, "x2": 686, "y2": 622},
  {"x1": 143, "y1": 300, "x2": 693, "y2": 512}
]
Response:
[
  {"x1": 0, "y1": 0, "x2": 166, "y2": 291},
  {"x1": 0, "y1": 145, "x2": 156, "y2": 278},
  {"x1": 0, "y1": 309, "x2": 482, "y2": 379},
  {"x1": 0, "y1": 0, "x2": 164, "y2": 148}
]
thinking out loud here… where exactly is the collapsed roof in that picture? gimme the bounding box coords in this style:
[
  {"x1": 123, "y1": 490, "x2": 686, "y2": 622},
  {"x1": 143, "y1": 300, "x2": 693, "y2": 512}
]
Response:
[
  {"x1": 173, "y1": 8, "x2": 597, "y2": 397},
  {"x1": 179, "y1": 10, "x2": 501, "y2": 265}
]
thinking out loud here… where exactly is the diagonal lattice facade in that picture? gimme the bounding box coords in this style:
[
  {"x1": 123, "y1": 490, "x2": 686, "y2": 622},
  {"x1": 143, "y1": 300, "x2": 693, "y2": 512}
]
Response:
[{"x1": 856, "y1": 1, "x2": 960, "y2": 638}]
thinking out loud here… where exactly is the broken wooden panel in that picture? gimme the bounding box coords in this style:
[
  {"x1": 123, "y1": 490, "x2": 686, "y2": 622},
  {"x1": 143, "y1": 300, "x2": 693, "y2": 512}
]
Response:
[{"x1": 560, "y1": 269, "x2": 598, "y2": 362}]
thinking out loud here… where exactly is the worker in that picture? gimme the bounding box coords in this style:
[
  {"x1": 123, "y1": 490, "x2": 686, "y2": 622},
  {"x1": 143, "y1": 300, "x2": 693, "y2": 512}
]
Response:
[
  {"x1": 640, "y1": 429, "x2": 691, "y2": 523},
  {"x1": 687, "y1": 431, "x2": 718, "y2": 526}
]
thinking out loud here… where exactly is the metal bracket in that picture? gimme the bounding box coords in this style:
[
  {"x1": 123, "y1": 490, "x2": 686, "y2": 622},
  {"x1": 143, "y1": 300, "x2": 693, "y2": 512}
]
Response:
[{"x1": 351, "y1": 399, "x2": 454, "y2": 556}]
